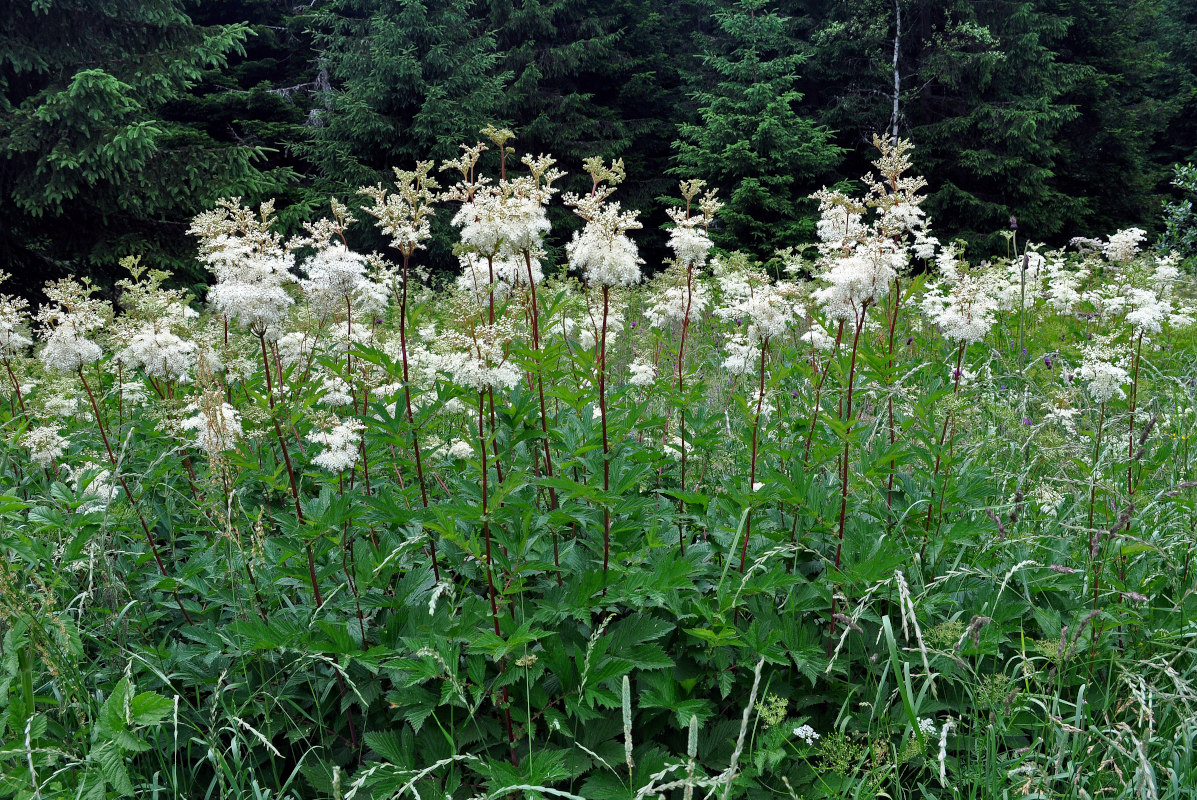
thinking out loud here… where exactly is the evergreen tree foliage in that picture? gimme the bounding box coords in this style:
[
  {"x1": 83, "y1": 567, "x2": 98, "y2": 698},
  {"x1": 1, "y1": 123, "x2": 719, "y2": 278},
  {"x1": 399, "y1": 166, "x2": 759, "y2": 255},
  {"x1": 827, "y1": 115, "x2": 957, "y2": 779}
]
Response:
[
  {"x1": 2, "y1": 0, "x2": 1195, "y2": 287},
  {"x1": 184, "y1": 0, "x2": 326, "y2": 228},
  {"x1": 915, "y1": 0, "x2": 1084, "y2": 246},
  {"x1": 800, "y1": 0, "x2": 1086, "y2": 250},
  {"x1": 307, "y1": 0, "x2": 508, "y2": 184},
  {"x1": 0, "y1": 0, "x2": 285, "y2": 288},
  {"x1": 673, "y1": 0, "x2": 842, "y2": 259},
  {"x1": 486, "y1": 0, "x2": 625, "y2": 167},
  {"x1": 1050, "y1": 0, "x2": 1171, "y2": 237}
]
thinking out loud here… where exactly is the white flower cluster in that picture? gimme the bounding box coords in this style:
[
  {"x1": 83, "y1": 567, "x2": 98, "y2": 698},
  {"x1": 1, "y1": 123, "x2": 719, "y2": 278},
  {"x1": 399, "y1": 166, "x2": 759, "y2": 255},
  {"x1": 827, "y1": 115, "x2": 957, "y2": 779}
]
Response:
[
  {"x1": 809, "y1": 137, "x2": 932, "y2": 321},
  {"x1": 306, "y1": 419, "x2": 365, "y2": 473},
  {"x1": 359, "y1": 162, "x2": 440, "y2": 256},
  {"x1": 191, "y1": 199, "x2": 296, "y2": 338},
  {"x1": 1103, "y1": 227, "x2": 1146, "y2": 264},
  {"x1": 566, "y1": 204, "x2": 644, "y2": 287},
  {"x1": 564, "y1": 162, "x2": 644, "y2": 288},
  {"x1": 301, "y1": 243, "x2": 368, "y2": 302},
  {"x1": 715, "y1": 263, "x2": 801, "y2": 346},
  {"x1": 36, "y1": 278, "x2": 111, "y2": 373},
  {"x1": 628, "y1": 359, "x2": 656, "y2": 388},
  {"x1": 0, "y1": 273, "x2": 31, "y2": 358},
  {"x1": 1078, "y1": 341, "x2": 1130, "y2": 403},
  {"x1": 181, "y1": 399, "x2": 243, "y2": 454},
  {"x1": 920, "y1": 265, "x2": 1001, "y2": 344},
  {"x1": 120, "y1": 321, "x2": 198, "y2": 382},
  {"x1": 432, "y1": 319, "x2": 523, "y2": 392},
  {"x1": 68, "y1": 463, "x2": 118, "y2": 512},
  {"x1": 24, "y1": 426, "x2": 67, "y2": 468},
  {"x1": 646, "y1": 283, "x2": 710, "y2": 329},
  {"x1": 451, "y1": 180, "x2": 552, "y2": 261},
  {"x1": 446, "y1": 438, "x2": 474, "y2": 460},
  {"x1": 793, "y1": 724, "x2": 820, "y2": 745},
  {"x1": 1044, "y1": 259, "x2": 1088, "y2": 313}
]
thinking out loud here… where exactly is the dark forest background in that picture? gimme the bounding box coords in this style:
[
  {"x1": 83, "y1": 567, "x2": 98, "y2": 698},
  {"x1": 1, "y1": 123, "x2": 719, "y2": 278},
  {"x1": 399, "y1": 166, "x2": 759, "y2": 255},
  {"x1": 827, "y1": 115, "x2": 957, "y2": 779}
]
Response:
[{"x1": 2, "y1": 0, "x2": 1195, "y2": 295}]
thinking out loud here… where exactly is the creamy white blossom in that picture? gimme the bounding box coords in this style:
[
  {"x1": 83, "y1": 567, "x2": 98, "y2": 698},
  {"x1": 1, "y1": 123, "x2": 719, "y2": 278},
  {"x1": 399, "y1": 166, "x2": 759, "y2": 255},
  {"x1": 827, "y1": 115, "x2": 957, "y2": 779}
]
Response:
[
  {"x1": 792, "y1": 724, "x2": 820, "y2": 745},
  {"x1": 24, "y1": 426, "x2": 67, "y2": 468},
  {"x1": 307, "y1": 419, "x2": 365, "y2": 472},
  {"x1": 120, "y1": 322, "x2": 197, "y2": 382},
  {"x1": 628, "y1": 359, "x2": 656, "y2": 388},
  {"x1": 181, "y1": 400, "x2": 242, "y2": 454}
]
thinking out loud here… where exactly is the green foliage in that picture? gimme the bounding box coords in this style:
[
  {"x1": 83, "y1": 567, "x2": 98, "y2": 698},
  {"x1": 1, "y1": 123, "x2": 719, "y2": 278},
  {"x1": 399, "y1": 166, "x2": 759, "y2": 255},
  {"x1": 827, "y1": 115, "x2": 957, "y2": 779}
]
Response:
[
  {"x1": 1161, "y1": 163, "x2": 1197, "y2": 258},
  {"x1": 0, "y1": 0, "x2": 293, "y2": 288},
  {"x1": 3, "y1": 173, "x2": 1197, "y2": 799},
  {"x1": 672, "y1": 0, "x2": 842, "y2": 257}
]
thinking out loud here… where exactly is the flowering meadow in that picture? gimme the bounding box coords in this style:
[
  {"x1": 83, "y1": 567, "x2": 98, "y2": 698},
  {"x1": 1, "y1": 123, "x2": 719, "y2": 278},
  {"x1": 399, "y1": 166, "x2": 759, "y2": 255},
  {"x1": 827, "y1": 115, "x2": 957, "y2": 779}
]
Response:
[{"x1": 3, "y1": 135, "x2": 1197, "y2": 800}]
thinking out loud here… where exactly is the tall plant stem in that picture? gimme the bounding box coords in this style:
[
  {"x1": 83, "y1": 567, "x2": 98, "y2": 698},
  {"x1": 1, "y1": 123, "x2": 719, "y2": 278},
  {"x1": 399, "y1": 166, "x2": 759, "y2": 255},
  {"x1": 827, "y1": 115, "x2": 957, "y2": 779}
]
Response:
[
  {"x1": 803, "y1": 320, "x2": 846, "y2": 463},
  {"x1": 599, "y1": 286, "x2": 612, "y2": 580},
  {"x1": 834, "y1": 306, "x2": 869, "y2": 573},
  {"x1": 922, "y1": 343, "x2": 965, "y2": 547},
  {"x1": 1127, "y1": 330, "x2": 1145, "y2": 498},
  {"x1": 1121, "y1": 330, "x2": 1146, "y2": 582},
  {"x1": 739, "y1": 338, "x2": 769, "y2": 573},
  {"x1": 1088, "y1": 401, "x2": 1106, "y2": 544},
  {"x1": 77, "y1": 367, "x2": 193, "y2": 625},
  {"x1": 479, "y1": 390, "x2": 516, "y2": 764},
  {"x1": 4, "y1": 358, "x2": 25, "y2": 415},
  {"x1": 256, "y1": 335, "x2": 323, "y2": 611},
  {"x1": 523, "y1": 251, "x2": 561, "y2": 580},
  {"x1": 677, "y1": 259, "x2": 696, "y2": 556},
  {"x1": 885, "y1": 277, "x2": 902, "y2": 511},
  {"x1": 398, "y1": 254, "x2": 439, "y2": 583}
]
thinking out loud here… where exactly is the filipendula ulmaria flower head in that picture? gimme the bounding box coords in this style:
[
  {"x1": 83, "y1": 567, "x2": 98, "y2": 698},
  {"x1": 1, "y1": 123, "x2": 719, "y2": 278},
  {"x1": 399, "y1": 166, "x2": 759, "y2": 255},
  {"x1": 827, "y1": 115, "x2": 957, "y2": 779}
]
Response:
[
  {"x1": 1078, "y1": 336, "x2": 1132, "y2": 403},
  {"x1": 0, "y1": 271, "x2": 31, "y2": 358},
  {"x1": 23, "y1": 425, "x2": 67, "y2": 468},
  {"x1": 645, "y1": 180, "x2": 721, "y2": 330},
  {"x1": 712, "y1": 254, "x2": 803, "y2": 373},
  {"x1": 181, "y1": 392, "x2": 242, "y2": 455},
  {"x1": 429, "y1": 285, "x2": 524, "y2": 392},
  {"x1": 113, "y1": 257, "x2": 200, "y2": 383},
  {"x1": 563, "y1": 157, "x2": 644, "y2": 288},
  {"x1": 359, "y1": 161, "x2": 441, "y2": 261},
  {"x1": 295, "y1": 198, "x2": 370, "y2": 303},
  {"x1": 306, "y1": 416, "x2": 365, "y2": 473},
  {"x1": 919, "y1": 249, "x2": 1002, "y2": 345},
  {"x1": 36, "y1": 277, "x2": 111, "y2": 372},
  {"x1": 809, "y1": 136, "x2": 931, "y2": 321},
  {"x1": 189, "y1": 198, "x2": 297, "y2": 340},
  {"x1": 443, "y1": 140, "x2": 563, "y2": 300}
]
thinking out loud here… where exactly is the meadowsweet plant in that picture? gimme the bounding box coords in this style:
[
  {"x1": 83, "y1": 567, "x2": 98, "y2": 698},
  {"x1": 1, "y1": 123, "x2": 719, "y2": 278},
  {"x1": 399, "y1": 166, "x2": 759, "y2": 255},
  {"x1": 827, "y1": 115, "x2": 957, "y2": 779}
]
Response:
[
  {"x1": 4, "y1": 130, "x2": 1197, "y2": 800},
  {"x1": 564, "y1": 156, "x2": 644, "y2": 579},
  {"x1": 649, "y1": 180, "x2": 720, "y2": 553}
]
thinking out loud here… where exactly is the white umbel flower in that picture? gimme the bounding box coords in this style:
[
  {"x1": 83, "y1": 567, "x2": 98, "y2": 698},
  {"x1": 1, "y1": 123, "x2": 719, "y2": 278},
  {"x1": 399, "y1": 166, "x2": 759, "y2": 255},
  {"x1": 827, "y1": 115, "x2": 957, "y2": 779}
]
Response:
[
  {"x1": 792, "y1": 724, "x2": 820, "y2": 745},
  {"x1": 446, "y1": 438, "x2": 474, "y2": 460},
  {"x1": 302, "y1": 243, "x2": 368, "y2": 300},
  {"x1": 1103, "y1": 227, "x2": 1146, "y2": 263},
  {"x1": 40, "y1": 320, "x2": 102, "y2": 373},
  {"x1": 1078, "y1": 344, "x2": 1130, "y2": 404},
  {"x1": 24, "y1": 426, "x2": 67, "y2": 468},
  {"x1": 181, "y1": 401, "x2": 243, "y2": 454},
  {"x1": 120, "y1": 323, "x2": 197, "y2": 382},
  {"x1": 628, "y1": 360, "x2": 656, "y2": 388},
  {"x1": 307, "y1": 419, "x2": 365, "y2": 473}
]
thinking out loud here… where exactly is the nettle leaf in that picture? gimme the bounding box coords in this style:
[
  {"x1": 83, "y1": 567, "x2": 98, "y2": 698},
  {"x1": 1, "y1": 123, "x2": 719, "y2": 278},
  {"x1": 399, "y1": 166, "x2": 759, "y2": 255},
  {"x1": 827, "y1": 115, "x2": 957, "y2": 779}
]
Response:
[
  {"x1": 127, "y1": 692, "x2": 171, "y2": 727},
  {"x1": 90, "y1": 740, "x2": 134, "y2": 796}
]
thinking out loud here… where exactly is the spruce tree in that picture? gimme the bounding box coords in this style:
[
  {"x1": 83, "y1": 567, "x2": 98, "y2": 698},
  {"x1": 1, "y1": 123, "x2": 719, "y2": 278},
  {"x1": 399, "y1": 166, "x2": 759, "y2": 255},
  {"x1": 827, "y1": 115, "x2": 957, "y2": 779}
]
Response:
[
  {"x1": 0, "y1": 0, "x2": 276, "y2": 287},
  {"x1": 1049, "y1": 0, "x2": 1171, "y2": 236},
  {"x1": 307, "y1": 0, "x2": 507, "y2": 184},
  {"x1": 672, "y1": 0, "x2": 841, "y2": 258},
  {"x1": 914, "y1": 0, "x2": 1084, "y2": 247}
]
